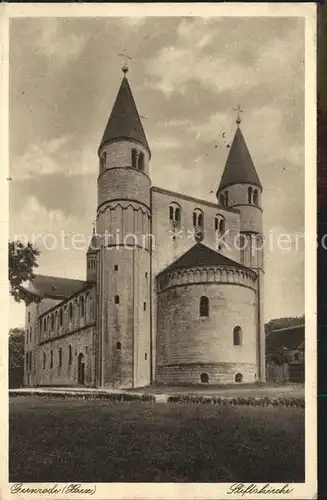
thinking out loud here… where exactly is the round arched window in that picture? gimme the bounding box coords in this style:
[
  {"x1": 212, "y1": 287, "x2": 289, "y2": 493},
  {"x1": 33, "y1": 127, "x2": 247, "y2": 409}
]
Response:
[{"x1": 233, "y1": 326, "x2": 242, "y2": 346}]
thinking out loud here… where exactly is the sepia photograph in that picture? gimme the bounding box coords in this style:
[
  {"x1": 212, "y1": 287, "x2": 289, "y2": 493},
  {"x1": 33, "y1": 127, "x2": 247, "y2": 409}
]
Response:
[{"x1": 4, "y1": 4, "x2": 316, "y2": 499}]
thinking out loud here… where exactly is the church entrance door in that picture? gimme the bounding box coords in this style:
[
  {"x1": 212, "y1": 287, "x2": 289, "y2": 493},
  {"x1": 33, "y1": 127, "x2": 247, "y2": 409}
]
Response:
[{"x1": 77, "y1": 353, "x2": 85, "y2": 385}]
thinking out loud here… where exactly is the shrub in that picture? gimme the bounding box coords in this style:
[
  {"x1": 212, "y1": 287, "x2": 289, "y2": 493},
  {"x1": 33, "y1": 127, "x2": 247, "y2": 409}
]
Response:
[
  {"x1": 166, "y1": 394, "x2": 304, "y2": 408},
  {"x1": 9, "y1": 390, "x2": 156, "y2": 403}
]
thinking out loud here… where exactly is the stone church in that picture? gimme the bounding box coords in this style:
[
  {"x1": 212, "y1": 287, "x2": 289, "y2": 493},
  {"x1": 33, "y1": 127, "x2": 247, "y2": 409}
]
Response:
[{"x1": 24, "y1": 67, "x2": 266, "y2": 389}]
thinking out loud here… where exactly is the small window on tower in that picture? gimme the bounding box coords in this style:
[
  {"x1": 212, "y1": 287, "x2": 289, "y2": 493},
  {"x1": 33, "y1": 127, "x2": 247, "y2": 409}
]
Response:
[
  {"x1": 59, "y1": 348, "x2": 62, "y2": 368},
  {"x1": 50, "y1": 350, "x2": 53, "y2": 368},
  {"x1": 138, "y1": 152, "x2": 144, "y2": 171},
  {"x1": 169, "y1": 205, "x2": 174, "y2": 220},
  {"x1": 253, "y1": 189, "x2": 259, "y2": 206},
  {"x1": 114, "y1": 265, "x2": 118, "y2": 271},
  {"x1": 143, "y1": 302, "x2": 146, "y2": 311},
  {"x1": 80, "y1": 296, "x2": 85, "y2": 317},
  {"x1": 132, "y1": 148, "x2": 137, "y2": 168},
  {"x1": 43, "y1": 353, "x2": 46, "y2": 370},
  {"x1": 248, "y1": 187, "x2": 253, "y2": 204},
  {"x1": 116, "y1": 341, "x2": 121, "y2": 350},
  {"x1": 115, "y1": 295, "x2": 120, "y2": 305},
  {"x1": 28, "y1": 311, "x2": 31, "y2": 323},
  {"x1": 145, "y1": 353, "x2": 147, "y2": 360}
]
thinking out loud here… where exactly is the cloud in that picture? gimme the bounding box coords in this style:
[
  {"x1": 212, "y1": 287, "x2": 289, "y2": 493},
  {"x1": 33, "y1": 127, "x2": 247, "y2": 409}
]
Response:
[
  {"x1": 32, "y1": 19, "x2": 88, "y2": 68},
  {"x1": 11, "y1": 195, "x2": 72, "y2": 240},
  {"x1": 151, "y1": 136, "x2": 182, "y2": 151},
  {"x1": 187, "y1": 111, "x2": 230, "y2": 143},
  {"x1": 11, "y1": 135, "x2": 97, "y2": 180},
  {"x1": 160, "y1": 118, "x2": 193, "y2": 128},
  {"x1": 145, "y1": 17, "x2": 304, "y2": 100}
]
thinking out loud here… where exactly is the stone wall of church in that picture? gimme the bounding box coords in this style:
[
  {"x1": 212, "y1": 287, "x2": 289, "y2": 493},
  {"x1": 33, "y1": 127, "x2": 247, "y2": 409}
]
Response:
[
  {"x1": 98, "y1": 167, "x2": 151, "y2": 209},
  {"x1": 24, "y1": 298, "x2": 63, "y2": 387},
  {"x1": 98, "y1": 140, "x2": 150, "y2": 177},
  {"x1": 156, "y1": 271, "x2": 258, "y2": 385},
  {"x1": 98, "y1": 245, "x2": 151, "y2": 389},
  {"x1": 36, "y1": 326, "x2": 95, "y2": 386},
  {"x1": 156, "y1": 362, "x2": 257, "y2": 385},
  {"x1": 151, "y1": 187, "x2": 241, "y2": 277},
  {"x1": 25, "y1": 285, "x2": 97, "y2": 387},
  {"x1": 97, "y1": 139, "x2": 151, "y2": 210},
  {"x1": 150, "y1": 187, "x2": 242, "y2": 382},
  {"x1": 219, "y1": 183, "x2": 263, "y2": 234},
  {"x1": 97, "y1": 202, "x2": 151, "y2": 250}
]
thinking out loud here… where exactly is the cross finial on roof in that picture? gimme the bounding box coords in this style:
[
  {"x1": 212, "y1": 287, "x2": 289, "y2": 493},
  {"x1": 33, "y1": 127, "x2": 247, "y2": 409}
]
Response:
[
  {"x1": 118, "y1": 52, "x2": 132, "y2": 75},
  {"x1": 233, "y1": 104, "x2": 243, "y2": 126}
]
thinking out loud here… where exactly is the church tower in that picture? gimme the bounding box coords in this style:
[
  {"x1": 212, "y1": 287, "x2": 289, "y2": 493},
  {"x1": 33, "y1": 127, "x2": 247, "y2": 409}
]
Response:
[
  {"x1": 216, "y1": 112, "x2": 266, "y2": 382},
  {"x1": 95, "y1": 66, "x2": 152, "y2": 388}
]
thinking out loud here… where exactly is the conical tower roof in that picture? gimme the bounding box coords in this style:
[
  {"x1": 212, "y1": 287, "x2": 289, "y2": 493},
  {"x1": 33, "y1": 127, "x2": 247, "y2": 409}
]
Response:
[
  {"x1": 87, "y1": 231, "x2": 100, "y2": 254},
  {"x1": 99, "y1": 72, "x2": 150, "y2": 155},
  {"x1": 217, "y1": 126, "x2": 262, "y2": 192}
]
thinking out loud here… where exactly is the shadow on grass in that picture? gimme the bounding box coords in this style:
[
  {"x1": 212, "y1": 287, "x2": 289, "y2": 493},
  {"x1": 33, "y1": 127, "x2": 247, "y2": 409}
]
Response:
[{"x1": 9, "y1": 396, "x2": 304, "y2": 483}]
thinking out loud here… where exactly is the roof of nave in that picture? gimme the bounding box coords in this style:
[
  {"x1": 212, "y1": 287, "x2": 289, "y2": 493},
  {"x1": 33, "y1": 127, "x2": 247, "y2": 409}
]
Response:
[
  {"x1": 159, "y1": 242, "x2": 253, "y2": 275},
  {"x1": 99, "y1": 74, "x2": 150, "y2": 155},
  {"x1": 217, "y1": 126, "x2": 262, "y2": 192},
  {"x1": 29, "y1": 275, "x2": 89, "y2": 301},
  {"x1": 266, "y1": 324, "x2": 305, "y2": 353}
]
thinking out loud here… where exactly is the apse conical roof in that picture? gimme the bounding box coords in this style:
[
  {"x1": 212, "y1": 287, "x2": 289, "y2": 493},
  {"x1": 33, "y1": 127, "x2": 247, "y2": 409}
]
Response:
[{"x1": 159, "y1": 242, "x2": 250, "y2": 275}]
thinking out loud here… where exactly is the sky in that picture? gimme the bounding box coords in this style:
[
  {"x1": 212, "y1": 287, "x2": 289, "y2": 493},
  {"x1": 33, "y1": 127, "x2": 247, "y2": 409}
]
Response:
[{"x1": 9, "y1": 16, "x2": 305, "y2": 328}]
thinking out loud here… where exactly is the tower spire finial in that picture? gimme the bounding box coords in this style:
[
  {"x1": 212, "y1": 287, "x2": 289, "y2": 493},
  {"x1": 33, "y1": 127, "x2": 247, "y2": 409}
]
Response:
[
  {"x1": 233, "y1": 104, "x2": 243, "y2": 126},
  {"x1": 118, "y1": 52, "x2": 132, "y2": 76}
]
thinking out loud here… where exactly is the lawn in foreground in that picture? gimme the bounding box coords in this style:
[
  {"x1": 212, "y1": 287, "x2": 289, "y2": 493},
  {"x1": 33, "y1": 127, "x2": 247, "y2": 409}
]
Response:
[{"x1": 9, "y1": 396, "x2": 304, "y2": 483}]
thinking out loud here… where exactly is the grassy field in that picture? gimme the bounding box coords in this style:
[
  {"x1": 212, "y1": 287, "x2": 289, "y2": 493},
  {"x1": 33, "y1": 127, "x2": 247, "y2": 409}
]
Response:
[{"x1": 9, "y1": 396, "x2": 304, "y2": 483}]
